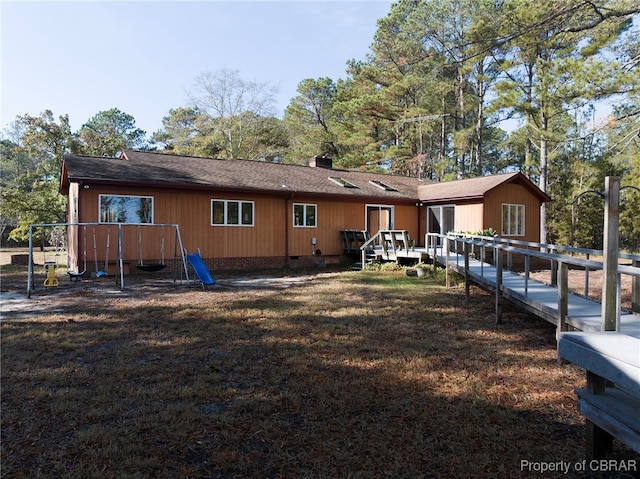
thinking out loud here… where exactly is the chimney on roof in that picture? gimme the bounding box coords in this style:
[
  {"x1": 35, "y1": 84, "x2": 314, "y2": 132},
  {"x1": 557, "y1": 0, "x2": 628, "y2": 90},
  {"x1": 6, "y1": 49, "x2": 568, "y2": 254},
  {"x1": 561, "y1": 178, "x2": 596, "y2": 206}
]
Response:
[{"x1": 308, "y1": 155, "x2": 333, "y2": 169}]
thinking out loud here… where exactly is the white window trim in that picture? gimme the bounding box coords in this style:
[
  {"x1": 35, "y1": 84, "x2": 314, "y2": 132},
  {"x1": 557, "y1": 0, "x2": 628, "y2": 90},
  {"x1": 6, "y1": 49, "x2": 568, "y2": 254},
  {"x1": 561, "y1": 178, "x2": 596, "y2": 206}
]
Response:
[
  {"x1": 293, "y1": 203, "x2": 317, "y2": 228},
  {"x1": 502, "y1": 203, "x2": 525, "y2": 236},
  {"x1": 211, "y1": 199, "x2": 254, "y2": 227},
  {"x1": 427, "y1": 204, "x2": 456, "y2": 236},
  {"x1": 365, "y1": 204, "x2": 395, "y2": 231},
  {"x1": 99, "y1": 194, "x2": 154, "y2": 224}
]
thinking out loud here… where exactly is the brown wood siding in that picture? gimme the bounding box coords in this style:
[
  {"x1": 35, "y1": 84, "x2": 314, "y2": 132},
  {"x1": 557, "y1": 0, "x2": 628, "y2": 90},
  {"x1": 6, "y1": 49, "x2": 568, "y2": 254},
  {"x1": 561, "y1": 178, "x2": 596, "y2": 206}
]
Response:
[
  {"x1": 484, "y1": 183, "x2": 542, "y2": 242},
  {"x1": 392, "y1": 205, "x2": 421, "y2": 245},
  {"x1": 288, "y1": 199, "x2": 364, "y2": 256},
  {"x1": 75, "y1": 184, "x2": 422, "y2": 264},
  {"x1": 454, "y1": 203, "x2": 484, "y2": 233}
]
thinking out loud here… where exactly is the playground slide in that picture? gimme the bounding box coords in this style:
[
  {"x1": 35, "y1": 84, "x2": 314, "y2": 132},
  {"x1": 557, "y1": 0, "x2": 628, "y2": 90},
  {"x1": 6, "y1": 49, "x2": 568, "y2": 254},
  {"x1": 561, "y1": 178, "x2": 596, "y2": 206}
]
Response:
[{"x1": 186, "y1": 251, "x2": 216, "y2": 286}]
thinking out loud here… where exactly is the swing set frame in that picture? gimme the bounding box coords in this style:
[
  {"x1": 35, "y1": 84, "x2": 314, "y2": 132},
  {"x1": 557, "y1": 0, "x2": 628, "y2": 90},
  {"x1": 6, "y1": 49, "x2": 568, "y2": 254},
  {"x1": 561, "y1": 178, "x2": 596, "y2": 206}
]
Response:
[{"x1": 26, "y1": 222, "x2": 191, "y2": 297}]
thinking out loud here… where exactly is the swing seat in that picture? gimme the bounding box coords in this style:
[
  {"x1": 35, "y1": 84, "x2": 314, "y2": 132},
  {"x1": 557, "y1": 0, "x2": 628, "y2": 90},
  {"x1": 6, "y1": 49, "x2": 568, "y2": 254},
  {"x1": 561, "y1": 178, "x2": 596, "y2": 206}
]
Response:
[
  {"x1": 68, "y1": 270, "x2": 86, "y2": 282},
  {"x1": 95, "y1": 270, "x2": 108, "y2": 278},
  {"x1": 136, "y1": 263, "x2": 166, "y2": 272}
]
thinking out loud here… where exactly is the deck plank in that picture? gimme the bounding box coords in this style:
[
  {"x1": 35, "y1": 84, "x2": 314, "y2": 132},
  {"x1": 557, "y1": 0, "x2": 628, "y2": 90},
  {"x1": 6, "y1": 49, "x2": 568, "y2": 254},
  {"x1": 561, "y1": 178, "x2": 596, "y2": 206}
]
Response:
[{"x1": 432, "y1": 249, "x2": 640, "y2": 339}]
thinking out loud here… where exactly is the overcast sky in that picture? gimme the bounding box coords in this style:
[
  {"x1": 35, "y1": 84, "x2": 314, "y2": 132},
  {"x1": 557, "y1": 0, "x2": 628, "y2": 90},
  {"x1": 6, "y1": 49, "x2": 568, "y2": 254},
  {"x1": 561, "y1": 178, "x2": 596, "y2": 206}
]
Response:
[{"x1": 1, "y1": 0, "x2": 393, "y2": 138}]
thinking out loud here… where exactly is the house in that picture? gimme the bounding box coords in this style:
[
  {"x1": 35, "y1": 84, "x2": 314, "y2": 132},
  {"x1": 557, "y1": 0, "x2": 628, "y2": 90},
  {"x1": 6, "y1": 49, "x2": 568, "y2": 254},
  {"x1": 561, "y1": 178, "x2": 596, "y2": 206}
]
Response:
[
  {"x1": 59, "y1": 150, "x2": 550, "y2": 272},
  {"x1": 419, "y1": 172, "x2": 551, "y2": 244}
]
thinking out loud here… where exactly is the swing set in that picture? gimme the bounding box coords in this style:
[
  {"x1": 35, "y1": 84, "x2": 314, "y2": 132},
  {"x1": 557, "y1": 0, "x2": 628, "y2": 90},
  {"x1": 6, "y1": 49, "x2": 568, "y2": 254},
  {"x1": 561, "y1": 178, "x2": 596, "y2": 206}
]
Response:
[
  {"x1": 136, "y1": 224, "x2": 166, "y2": 272},
  {"x1": 26, "y1": 222, "x2": 191, "y2": 297},
  {"x1": 68, "y1": 225, "x2": 87, "y2": 281}
]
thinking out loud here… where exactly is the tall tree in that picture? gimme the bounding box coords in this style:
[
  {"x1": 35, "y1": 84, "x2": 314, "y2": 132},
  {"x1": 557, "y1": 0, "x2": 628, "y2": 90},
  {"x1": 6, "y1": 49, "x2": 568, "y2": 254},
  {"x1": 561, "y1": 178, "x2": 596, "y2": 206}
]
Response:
[
  {"x1": 186, "y1": 69, "x2": 280, "y2": 160},
  {"x1": 284, "y1": 78, "x2": 341, "y2": 164},
  {"x1": 329, "y1": 0, "x2": 509, "y2": 179},
  {"x1": 78, "y1": 108, "x2": 147, "y2": 156},
  {"x1": 492, "y1": 0, "x2": 638, "y2": 243},
  {"x1": 0, "y1": 111, "x2": 78, "y2": 241},
  {"x1": 152, "y1": 107, "x2": 219, "y2": 157}
]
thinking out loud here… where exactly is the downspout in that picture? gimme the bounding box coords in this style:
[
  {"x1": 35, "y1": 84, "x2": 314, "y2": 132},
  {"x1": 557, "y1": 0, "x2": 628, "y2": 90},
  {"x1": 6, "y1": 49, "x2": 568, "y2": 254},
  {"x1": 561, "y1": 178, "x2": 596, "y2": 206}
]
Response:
[{"x1": 285, "y1": 192, "x2": 294, "y2": 267}]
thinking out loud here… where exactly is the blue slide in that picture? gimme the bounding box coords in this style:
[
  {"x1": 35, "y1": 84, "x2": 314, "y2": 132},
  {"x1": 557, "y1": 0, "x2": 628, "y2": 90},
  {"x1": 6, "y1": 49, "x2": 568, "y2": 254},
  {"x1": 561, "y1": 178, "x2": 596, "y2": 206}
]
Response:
[{"x1": 186, "y1": 251, "x2": 216, "y2": 287}]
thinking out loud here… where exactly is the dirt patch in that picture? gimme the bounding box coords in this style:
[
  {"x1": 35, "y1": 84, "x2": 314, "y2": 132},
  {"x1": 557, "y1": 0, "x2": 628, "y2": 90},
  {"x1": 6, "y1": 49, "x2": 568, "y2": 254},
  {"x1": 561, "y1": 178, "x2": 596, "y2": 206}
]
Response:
[{"x1": 0, "y1": 266, "x2": 341, "y2": 321}]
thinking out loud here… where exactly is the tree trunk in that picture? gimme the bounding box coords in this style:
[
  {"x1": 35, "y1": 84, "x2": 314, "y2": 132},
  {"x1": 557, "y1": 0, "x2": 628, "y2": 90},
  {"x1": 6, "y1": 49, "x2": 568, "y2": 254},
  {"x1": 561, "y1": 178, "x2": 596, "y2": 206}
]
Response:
[
  {"x1": 539, "y1": 111, "x2": 548, "y2": 245},
  {"x1": 475, "y1": 65, "x2": 484, "y2": 176}
]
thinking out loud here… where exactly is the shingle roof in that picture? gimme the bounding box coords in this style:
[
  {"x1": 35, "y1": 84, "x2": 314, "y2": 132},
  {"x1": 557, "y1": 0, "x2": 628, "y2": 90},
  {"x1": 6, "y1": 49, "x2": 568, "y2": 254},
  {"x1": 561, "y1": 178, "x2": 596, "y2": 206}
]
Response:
[
  {"x1": 61, "y1": 150, "x2": 429, "y2": 201},
  {"x1": 61, "y1": 151, "x2": 550, "y2": 204},
  {"x1": 417, "y1": 172, "x2": 551, "y2": 203}
]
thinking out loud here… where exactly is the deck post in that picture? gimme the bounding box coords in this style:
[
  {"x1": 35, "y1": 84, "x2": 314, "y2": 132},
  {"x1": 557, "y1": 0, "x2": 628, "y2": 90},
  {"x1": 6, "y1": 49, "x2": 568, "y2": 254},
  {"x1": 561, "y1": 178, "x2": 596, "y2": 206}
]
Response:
[
  {"x1": 557, "y1": 261, "x2": 569, "y2": 340},
  {"x1": 632, "y1": 259, "x2": 639, "y2": 314},
  {"x1": 495, "y1": 245, "x2": 503, "y2": 324},
  {"x1": 524, "y1": 254, "x2": 530, "y2": 297},
  {"x1": 584, "y1": 253, "x2": 590, "y2": 298},
  {"x1": 464, "y1": 240, "x2": 470, "y2": 301},
  {"x1": 117, "y1": 223, "x2": 124, "y2": 290},
  {"x1": 432, "y1": 235, "x2": 437, "y2": 274},
  {"x1": 445, "y1": 236, "x2": 450, "y2": 289},
  {"x1": 550, "y1": 246, "x2": 558, "y2": 287},
  {"x1": 601, "y1": 176, "x2": 620, "y2": 331},
  {"x1": 585, "y1": 370, "x2": 613, "y2": 459}
]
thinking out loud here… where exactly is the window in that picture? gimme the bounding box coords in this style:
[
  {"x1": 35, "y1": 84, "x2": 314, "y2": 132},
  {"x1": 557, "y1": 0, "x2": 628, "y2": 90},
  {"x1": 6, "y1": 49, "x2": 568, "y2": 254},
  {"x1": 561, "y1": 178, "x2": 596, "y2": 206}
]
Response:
[
  {"x1": 502, "y1": 204, "x2": 525, "y2": 236},
  {"x1": 212, "y1": 199, "x2": 254, "y2": 226},
  {"x1": 293, "y1": 203, "x2": 317, "y2": 227},
  {"x1": 99, "y1": 195, "x2": 153, "y2": 223},
  {"x1": 369, "y1": 180, "x2": 397, "y2": 192},
  {"x1": 329, "y1": 177, "x2": 358, "y2": 188}
]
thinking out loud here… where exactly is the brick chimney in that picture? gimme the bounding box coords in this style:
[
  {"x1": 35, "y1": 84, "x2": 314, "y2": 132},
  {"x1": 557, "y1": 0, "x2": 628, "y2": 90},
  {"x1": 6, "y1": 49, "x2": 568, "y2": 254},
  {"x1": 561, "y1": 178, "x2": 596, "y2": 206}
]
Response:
[{"x1": 308, "y1": 155, "x2": 333, "y2": 169}]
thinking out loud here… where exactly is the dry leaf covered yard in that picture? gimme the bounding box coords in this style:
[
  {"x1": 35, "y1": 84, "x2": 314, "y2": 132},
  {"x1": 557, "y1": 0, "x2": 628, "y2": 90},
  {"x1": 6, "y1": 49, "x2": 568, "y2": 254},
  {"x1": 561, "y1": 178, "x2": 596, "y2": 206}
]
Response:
[{"x1": 1, "y1": 267, "x2": 638, "y2": 478}]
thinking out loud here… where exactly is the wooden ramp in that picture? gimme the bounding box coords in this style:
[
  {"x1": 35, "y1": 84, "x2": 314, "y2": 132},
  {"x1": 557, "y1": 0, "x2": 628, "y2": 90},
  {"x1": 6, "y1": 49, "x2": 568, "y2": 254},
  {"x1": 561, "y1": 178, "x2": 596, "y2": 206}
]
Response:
[{"x1": 428, "y1": 236, "x2": 640, "y2": 339}]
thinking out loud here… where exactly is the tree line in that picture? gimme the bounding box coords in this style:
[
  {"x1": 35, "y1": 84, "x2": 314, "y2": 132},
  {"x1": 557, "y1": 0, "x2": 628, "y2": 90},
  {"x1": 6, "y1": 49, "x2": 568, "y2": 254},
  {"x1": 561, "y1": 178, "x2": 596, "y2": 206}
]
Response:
[{"x1": 2, "y1": 0, "x2": 639, "y2": 250}]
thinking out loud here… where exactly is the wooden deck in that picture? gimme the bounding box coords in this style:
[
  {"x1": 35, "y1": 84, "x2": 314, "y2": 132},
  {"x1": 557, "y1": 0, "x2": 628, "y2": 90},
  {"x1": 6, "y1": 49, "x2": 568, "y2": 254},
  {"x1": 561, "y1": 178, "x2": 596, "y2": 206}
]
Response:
[
  {"x1": 559, "y1": 332, "x2": 640, "y2": 457},
  {"x1": 360, "y1": 230, "x2": 430, "y2": 265},
  {"x1": 427, "y1": 235, "x2": 640, "y2": 339}
]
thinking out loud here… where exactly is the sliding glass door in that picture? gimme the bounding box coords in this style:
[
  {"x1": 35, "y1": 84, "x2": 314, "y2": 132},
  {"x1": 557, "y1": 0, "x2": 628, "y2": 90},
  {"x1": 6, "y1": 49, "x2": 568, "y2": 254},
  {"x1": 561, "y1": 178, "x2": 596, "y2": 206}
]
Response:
[{"x1": 427, "y1": 205, "x2": 455, "y2": 243}]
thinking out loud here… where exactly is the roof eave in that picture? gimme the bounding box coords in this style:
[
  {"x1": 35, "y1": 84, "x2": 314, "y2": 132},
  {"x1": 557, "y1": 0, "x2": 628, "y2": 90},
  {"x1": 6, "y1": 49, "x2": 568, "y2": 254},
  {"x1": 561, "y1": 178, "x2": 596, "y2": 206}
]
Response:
[
  {"x1": 508, "y1": 172, "x2": 552, "y2": 203},
  {"x1": 420, "y1": 194, "x2": 485, "y2": 204}
]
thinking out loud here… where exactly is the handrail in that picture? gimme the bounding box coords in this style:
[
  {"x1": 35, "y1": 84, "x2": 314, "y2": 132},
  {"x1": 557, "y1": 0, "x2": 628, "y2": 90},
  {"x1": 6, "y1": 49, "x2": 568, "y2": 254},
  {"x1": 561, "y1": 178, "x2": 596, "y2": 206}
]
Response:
[
  {"x1": 430, "y1": 232, "x2": 640, "y2": 273},
  {"x1": 447, "y1": 231, "x2": 640, "y2": 262},
  {"x1": 360, "y1": 230, "x2": 413, "y2": 268},
  {"x1": 426, "y1": 232, "x2": 640, "y2": 319},
  {"x1": 360, "y1": 230, "x2": 383, "y2": 252}
]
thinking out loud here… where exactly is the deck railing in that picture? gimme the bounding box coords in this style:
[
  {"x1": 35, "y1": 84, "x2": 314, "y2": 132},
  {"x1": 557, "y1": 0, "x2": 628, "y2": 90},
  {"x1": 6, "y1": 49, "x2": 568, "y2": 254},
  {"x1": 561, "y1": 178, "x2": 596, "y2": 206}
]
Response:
[
  {"x1": 426, "y1": 232, "x2": 640, "y2": 329},
  {"x1": 360, "y1": 230, "x2": 415, "y2": 267}
]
